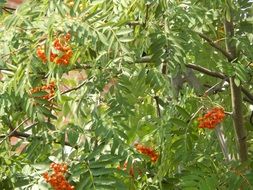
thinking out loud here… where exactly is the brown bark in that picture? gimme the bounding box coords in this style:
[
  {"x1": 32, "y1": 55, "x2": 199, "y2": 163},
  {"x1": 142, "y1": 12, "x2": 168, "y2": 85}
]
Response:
[
  {"x1": 229, "y1": 78, "x2": 248, "y2": 162},
  {"x1": 224, "y1": 13, "x2": 248, "y2": 162}
]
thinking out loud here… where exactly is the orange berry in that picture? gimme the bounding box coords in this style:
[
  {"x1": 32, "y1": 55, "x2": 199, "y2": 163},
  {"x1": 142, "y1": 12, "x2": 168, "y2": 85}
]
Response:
[{"x1": 65, "y1": 33, "x2": 71, "y2": 41}]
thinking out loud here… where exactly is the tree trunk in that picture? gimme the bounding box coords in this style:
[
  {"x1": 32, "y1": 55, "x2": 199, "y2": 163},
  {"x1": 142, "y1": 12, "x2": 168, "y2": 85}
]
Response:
[{"x1": 224, "y1": 11, "x2": 248, "y2": 162}]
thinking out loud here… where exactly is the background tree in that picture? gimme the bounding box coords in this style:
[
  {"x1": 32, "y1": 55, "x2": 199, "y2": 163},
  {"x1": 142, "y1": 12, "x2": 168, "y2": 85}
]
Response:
[{"x1": 0, "y1": 0, "x2": 253, "y2": 189}]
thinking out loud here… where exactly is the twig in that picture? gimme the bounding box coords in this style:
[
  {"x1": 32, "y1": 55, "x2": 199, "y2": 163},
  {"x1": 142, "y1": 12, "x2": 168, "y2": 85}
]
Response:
[
  {"x1": 0, "y1": 46, "x2": 28, "y2": 59},
  {"x1": 2, "y1": 7, "x2": 12, "y2": 14},
  {"x1": 224, "y1": 111, "x2": 233, "y2": 116},
  {"x1": 0, "y1": 131, "x2": 31, "y2": 139},
  {"x1": 144, "y1": 3, "x2": 150, "y2": 27},
  {"x1": 127, "y1": 21, "x2": 144, "y2": 27},
  {"x1": 203, "y1": 83, "x2": 224, "y2": 94},
  {"x1": 47, "y1": 80, "x2": 88, "y2": 101},
  {"x1": 0, "y1": 131, "x2": 77, "y2": 148},
  {"x1": 74, "y1": 65, "x2": 92, "y2": 70},
  {"x1": 204, "y1": 80, "x2": 226, "y2": 96},
  {"x1": 3, "y1": 6, "x2": 16, "y2": 11},
  {"x1": 187, "y1": 106, "x2": 204, "y2": 124},
  {"x1": 61, "y1": 80, "x2": 87, "y2": 95},
  {"x1": 154, "y1": 95, "x2": 161, "y2": 118},
  {"x1": 0, "y1": 118, "x2": 29, "y2": 145}
]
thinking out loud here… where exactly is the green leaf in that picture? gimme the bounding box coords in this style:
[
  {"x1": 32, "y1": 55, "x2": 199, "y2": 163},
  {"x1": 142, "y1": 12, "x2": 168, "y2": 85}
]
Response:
[
  {"x1": 13, "y1": 177, "x2": 30, "y2": 188},
  {"x1": 225, "y1": 8, "x2": 231, "y2": 22},
  {"x1": 91, "y1": 168, "x2": 116, "y2": 176},
  {"x1": 66, "y1": 128, "x2": 79, "y2": 146},
  {"x1": 34, "y1": 98, "x2": 52, "y2": 105},
  {"x1": 119, "y1": 37, "x2": 135, "y2": 43},
  {"x1": 76, "y1": 172, "x2": 92, "y2": 190},
  {"x1": 116, "y1": 28, "x2": 133, "y2": 36},
  {"x1": 86, "y1": 143, "x2": 105, "y2": 160},
  {"x1": 169, "y1": 118, "x2": 187, "y2": 127},
  {"x1": 53, "y1": 0, "x2": 65, "y2": 17},
  {"x1": 44, "y1": 122, "x2": 56, "y2": 130},
  {"x1": 97, "y1": 31, "x2": 109, "y2": 46},
  {"x1": 31, "y1": 91, "x2": 48, "y2": 97},
  {"x1": 38, "y1": 106, "x2": 57, "y2": 119},
  {"x1": 234, "y1": 77, "x2": 241, "y2": 87},
  {"x1": 89, "y1": 157, "x2": 119, "y2": 168},
  {"x1": 175, "y1": 105, "x2": 190, "y2": 120},
  {"x1": 73, "y1": 0, "x2": 81, "y2": 13}
]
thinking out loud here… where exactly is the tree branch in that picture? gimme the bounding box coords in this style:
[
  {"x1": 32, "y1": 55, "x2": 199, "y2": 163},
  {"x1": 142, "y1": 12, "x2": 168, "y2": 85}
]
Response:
[
  {"x1": 230, "y1": 77, "x2": 247, "y2": 162},
  {"x1": 241, "y1": 88, "x2": 253, "y2": 103},
  {"x1": 185, "y1": 63, "x2": 226, "y2": 79},
  {"x1": 0, "y1": 128, "x2": 77, "y2": 149},
  {"x1": 185, "y1": 63, "x2": 253, "y2": 104},
  {"x1": 0, "y1": 118, "x2": 29, "y2": 145},
  {"x1": 2, "y1": 7, "x2": 12, "y2": 14},
  {"x1": 197, "y1": 32, "x2": 233, "y2": 61},
  {"x1": 137, "y1": 55, "x2": 253, "y2": 104},
  {"x1": 136, "y1": 57, "x2": 253, "y2": 104},
  {"x1": 3, "y1": 6, "x2": 16, "y2": 11},
  {"x1": 61, "y1": 80, "x2": 87, "y2": 95}
]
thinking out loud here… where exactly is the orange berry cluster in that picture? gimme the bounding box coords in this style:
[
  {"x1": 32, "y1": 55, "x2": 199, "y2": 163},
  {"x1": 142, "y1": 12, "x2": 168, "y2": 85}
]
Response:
[
  {"x1": 43, "y1": 163, "x2": 74, "y2": 190},
  {"x1": 198, "y1": 107, "x2": 225, "y2": 129},
  {"x1": 30, "y1": 81, "x2": 55, "y2": 100},
  {"x1": 37, "y1": 33, "x2": 73, "y2": 65},
  {"x1": 134, "y1": 143, "x2": 159, "y2": 163}
]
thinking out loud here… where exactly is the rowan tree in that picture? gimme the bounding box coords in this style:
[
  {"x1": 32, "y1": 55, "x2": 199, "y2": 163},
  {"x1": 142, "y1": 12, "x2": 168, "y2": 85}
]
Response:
[{"x1": 0, "y1": 0, "x2": 253, "y2": 189}]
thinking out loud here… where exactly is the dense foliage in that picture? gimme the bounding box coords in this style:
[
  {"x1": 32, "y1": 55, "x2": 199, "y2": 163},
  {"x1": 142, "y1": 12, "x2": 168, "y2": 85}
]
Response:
[{"x1": 0, "y1": 0, "x2": 253, "y2": 189}]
